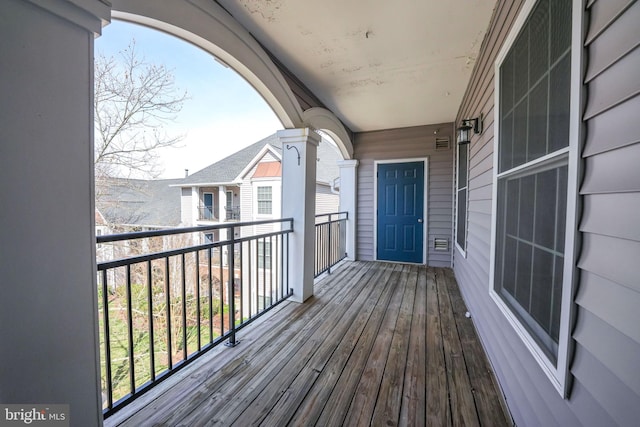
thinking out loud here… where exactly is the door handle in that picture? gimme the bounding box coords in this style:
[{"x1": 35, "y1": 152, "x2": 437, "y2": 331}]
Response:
[{"x1": 417, "y1": 219, "x2": 423, "y2": 223}]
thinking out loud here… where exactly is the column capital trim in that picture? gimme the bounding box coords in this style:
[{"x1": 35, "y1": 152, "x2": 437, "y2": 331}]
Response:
[
  {"x1": 27, "y1": 0, "x2": 111, "y2": 34},
  {"x1": 276, "y1": 128, "x2": 320, "y2": 146},
  {"x1": 337, "y1": 159, "x2": 359, "y2": 169}
]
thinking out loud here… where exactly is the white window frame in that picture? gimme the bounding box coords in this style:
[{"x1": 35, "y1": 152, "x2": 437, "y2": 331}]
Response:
[
  {"x1": 256, "y1": 185, "x2": 272, "y2": 215},
  {"x1": 455, "y1": 142, "x2": 469, "y2": 257},
  {"x1": 488, "y1": 0, "x2": 583, "y2": 397}
]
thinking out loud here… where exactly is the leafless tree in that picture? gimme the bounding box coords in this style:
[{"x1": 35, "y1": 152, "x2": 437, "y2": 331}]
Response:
[{"x1": 94, "y1": 39, "x2": 187, "y2": 181}]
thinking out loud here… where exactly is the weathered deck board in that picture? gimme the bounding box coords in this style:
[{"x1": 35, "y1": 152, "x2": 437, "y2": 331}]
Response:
[
  {"x1": 426, "y1": 267, "x2": 451, "y2": 426},
  {"x1": 399, "y1": 266, "x2": 427, "y2": 426},
  {"x1": 106, "y1": 261, "x2": 510, "y2": 427}
]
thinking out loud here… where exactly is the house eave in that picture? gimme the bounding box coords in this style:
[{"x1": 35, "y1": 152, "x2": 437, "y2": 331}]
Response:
[{"x1": 170, "y1": 181, "x2": 240, "y2": 188}]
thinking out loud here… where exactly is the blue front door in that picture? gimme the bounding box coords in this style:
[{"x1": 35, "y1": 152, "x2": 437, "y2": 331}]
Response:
[{"x1": 377, "y1": 161, "x2": 425, "y2": 263}]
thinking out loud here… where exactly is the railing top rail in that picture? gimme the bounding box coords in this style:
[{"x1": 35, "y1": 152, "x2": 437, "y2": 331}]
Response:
[
  {"x1": 314, "y1": 211, "x2": 348, "y2": 219},
  {"x1": 97, "y1": 228, "x2": 291, "y2": 270},
  {"x1": 97, "y1": 217, "x2": 293, "y2": 244}
]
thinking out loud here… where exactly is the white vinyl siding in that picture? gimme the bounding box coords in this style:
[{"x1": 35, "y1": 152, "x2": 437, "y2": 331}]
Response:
[{"x1": 315, "y1": 183, "x2": 339, "y2": 215}]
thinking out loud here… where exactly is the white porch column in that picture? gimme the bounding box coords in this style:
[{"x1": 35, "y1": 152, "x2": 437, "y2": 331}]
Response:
[
  {"x1": 191, "y1": 186, "x2": 199, "y2": 224},
  {"x1": 219, "y1": 185, "x2": 227, "y2": 223},
  {"x1": 0, "y1": 1, "x2": 109, "y2": 425},
  {"x1": 279, "y1": 128, "x2": 319, "y2": 303},
  {"x1": 338, "y1": 159, "x2": 359, "y2": 260}
]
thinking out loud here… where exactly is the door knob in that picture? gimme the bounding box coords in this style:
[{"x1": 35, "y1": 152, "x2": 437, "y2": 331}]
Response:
[{"x1": 417, "y1": 219, "x2": 423, "y2": 223}]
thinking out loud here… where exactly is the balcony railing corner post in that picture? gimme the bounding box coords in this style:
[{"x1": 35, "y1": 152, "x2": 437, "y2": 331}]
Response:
[
  {"x1": 225, "y1": 225, "x2": 239, "y2": 348},
  {"x1": 327, "y1": 213, "x2": 332, "y2": 275}
]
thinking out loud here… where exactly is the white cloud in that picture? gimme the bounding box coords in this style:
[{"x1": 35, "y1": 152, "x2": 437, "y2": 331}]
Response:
[{"x1": 157, "y1": 116, "x2": 283, "y2": 178}]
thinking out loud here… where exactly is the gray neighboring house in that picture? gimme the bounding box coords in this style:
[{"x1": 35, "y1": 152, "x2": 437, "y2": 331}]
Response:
[
  {"x1": 95, "y1": 177, "x2": 183, "y2": 232},
  {"x1": 94, "y1": 178, "x2": 183, "y2": 265}
]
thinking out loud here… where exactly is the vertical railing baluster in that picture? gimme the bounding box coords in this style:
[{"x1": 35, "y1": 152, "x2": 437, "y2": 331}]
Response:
[
  {"x1": 225, "y1": 226, "x2": 237, "y2": 347},
  {"x1": 269, "y1": 235, "x2": 273, "y2": 307},
  {"x1": 275, "y1": 235, "x2": 279, "y2": 301},
  {"x1": 219, "y1": 245, "x2": 224, "y2": 338},
  {"x1": 262, "y1": 237, "x2": 266, "y2": 310},
  {"x1": 255, "y1": 239, "x2": 259, "y2": 312},
  {"x1": 208, "y1": 245, "x2": 213, "y2": 344},
  {"x1": 315, "y1": 224, "x2": 319, "y2": 276},
  {"x1": 239, "y1": 240, "x2": 244, "y2": 326},
  {"x1": 126, "y1": 264, "x2": 135, "y2": 395},
  {"x1": 147, "y1": 261, "x2": 155, "y2": 382},
  {"x1": 181, "y1": 254, "x2": 187, "y2": 361},
  {"x1": 248, "y1": 240, "x2": 252, "y2": 319},
  {"x1": 195, "y1": 250, "x2": 201, "y2": 351},
  {"x1": 165, "y1": 257, "x2": 172, "y2": 370},
  {"x1": 327, "y1": 213, "x2": 332, "y2": 274},
  {"x1": 101, "y1": 268, "x2": 113, "y2": 409},
  {"x1": 287, "y1": 222, "x2": 291, "y2": 294}
]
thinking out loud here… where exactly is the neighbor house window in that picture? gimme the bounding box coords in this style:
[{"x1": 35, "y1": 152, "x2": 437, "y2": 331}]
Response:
[
  {"x1": 257, "y1": 186, "x2": 272, "y2": 215},
  {"x1": 492, "y1": 0, "x2": 575, "y2": 393},
  {"x1": 456, "y1": 142, "x2": 469, "y2": 254},
  {"x1": 257, "y1": 241, "x2": 271, "y2": 269}
]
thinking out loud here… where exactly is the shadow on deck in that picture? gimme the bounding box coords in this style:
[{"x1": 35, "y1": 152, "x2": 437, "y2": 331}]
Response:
[{"x1": 106, "y1": 261, "x2": 511, "y2": 426}]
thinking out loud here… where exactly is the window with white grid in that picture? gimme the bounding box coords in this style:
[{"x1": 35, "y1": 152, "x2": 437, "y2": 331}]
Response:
[
  {"x1": 494, "y1": 0, "x2": 572, "y2": 366},
  {"x1": 257, "y1": 186, "x2": 272, "y2": 215}
]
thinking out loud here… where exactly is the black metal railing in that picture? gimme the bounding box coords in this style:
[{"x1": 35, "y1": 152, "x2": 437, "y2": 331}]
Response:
[
  {"x1": 314, "y1": 211, "x2": 348, "y2": 277},
  {"x1": 197, "y1": 205, "x2": 217, "y2": 221},
  {"x1": 225, "y1": 206, "x2": 240, "y2": 221},
  {"x1": 96, "y1": 218, "x2": 292, "y2": 418}
]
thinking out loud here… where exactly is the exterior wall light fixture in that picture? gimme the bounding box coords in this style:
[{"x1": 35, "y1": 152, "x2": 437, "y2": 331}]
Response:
[{"x1": 457, "y1": 115, "x2": 483, "y2": 145}]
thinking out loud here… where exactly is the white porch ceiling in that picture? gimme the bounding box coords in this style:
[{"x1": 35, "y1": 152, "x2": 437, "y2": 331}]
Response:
[{"x1": 218, "y1": 0, "x2": 497, "y2": 133}]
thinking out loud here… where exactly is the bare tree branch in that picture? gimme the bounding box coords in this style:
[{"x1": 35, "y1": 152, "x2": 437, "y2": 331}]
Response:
[{"x1": 94, "y1": 39, "x2": 188, "y2": 181}]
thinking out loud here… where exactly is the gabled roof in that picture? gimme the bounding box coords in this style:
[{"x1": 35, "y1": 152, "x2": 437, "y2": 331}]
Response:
[
  {"x1": 96, "y1": 178, "x2": 183, "y2": 228},
  {"x1": 179, "y1": 133, "x2": 282, "y2": 186},
  {"x1": 178, "y1": 132, "x2": 342, "y2": 187}
]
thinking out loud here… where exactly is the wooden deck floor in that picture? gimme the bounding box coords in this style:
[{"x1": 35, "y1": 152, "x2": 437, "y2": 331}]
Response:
[{"x1": 106, "y1": 261, "x2": 510, "y2": 426}]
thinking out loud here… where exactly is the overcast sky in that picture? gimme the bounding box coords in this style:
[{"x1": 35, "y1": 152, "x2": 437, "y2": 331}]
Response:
[{"x1": 95, "y1": 20, "x2": 284, "y2": 179}]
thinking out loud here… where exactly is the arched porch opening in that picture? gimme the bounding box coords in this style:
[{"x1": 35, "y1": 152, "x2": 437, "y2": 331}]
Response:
[{"x1": 110, "y1": 0, "x2": 353, "y2": 159}]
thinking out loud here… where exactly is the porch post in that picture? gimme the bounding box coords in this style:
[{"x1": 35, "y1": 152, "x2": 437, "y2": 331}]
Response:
[
  {"x1": 191, "y1": 186, "x2": 199, "y2": 224},
  {"x1": 0, "y1": 1, "x2": 110, "y2": 425},
  {"x1": 279, "y1": 128, "x2": 319, "y2": 303},
  {"x1": 338, "y1": 159, "x2": 359, "y2": 260},
  {"x1": 219, "y1": 186, "x2": 227, "y2": 222}
]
